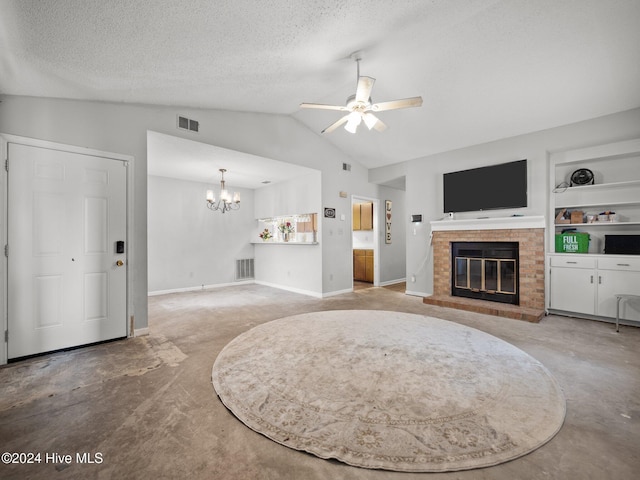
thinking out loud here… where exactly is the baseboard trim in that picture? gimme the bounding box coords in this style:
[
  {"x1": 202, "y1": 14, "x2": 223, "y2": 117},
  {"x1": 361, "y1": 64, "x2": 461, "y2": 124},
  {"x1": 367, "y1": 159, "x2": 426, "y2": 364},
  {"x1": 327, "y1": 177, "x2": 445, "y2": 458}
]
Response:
[
  {"x1": 254, "y1": 281, "x2": 323, "y2": 298},
  {"x1": 148, "y1": 280, "x2": 254, "y2": 296},
  {"x1": 406, "y1": 290, "x2": 430, "y2": 297},
  {"x1": 379, "y1": 278, "x2": 406, "y2": 287},
  {"x1": 322, "y1": 288, "x2": 354, "y2": 298},
  {"x1": 134, "y1": 327, "x2": 150, "y2": 337}
]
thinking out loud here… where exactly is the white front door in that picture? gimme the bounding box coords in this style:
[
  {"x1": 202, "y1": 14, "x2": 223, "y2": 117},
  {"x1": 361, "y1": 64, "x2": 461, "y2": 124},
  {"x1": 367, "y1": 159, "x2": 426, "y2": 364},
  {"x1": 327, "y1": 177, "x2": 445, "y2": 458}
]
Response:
[{"x1": 7, "y1": 143, "x2": 127, "y2": 359}]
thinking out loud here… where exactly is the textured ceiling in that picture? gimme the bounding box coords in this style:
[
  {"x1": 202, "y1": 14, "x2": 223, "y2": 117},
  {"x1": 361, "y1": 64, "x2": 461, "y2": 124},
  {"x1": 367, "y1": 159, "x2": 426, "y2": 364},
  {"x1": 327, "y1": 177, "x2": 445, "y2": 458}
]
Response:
[
  {"x1": 147, "y1": 131, "x2": 317, "y2": 189},
  {"x1": 2, "y1": 0, "x2": 640, "y2": 170}
]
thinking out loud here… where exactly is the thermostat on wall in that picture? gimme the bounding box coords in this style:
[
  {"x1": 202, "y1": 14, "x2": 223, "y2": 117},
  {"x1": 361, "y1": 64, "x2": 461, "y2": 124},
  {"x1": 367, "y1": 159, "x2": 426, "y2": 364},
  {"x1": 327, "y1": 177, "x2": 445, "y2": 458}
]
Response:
[{"x1": 411, "y1": 214, "x2": 422, "y2": 223}]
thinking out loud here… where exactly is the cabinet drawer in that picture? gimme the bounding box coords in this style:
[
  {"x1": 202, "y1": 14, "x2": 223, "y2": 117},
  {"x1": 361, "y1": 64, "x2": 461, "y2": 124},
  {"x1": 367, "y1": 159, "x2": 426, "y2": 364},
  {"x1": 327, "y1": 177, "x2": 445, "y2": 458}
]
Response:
[
  {"x1": 550, "y1": 256, "x2": 596, "y2": 269},
  {"x1": 597, "y1": 257, "x2": 640, "y2": 272}
]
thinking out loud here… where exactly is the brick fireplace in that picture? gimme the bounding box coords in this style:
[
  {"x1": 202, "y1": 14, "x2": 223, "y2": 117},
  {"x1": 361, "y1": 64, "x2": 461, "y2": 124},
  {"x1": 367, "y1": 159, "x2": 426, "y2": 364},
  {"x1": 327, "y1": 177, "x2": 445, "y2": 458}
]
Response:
[{"x1": 423, "y1": 217, "x2": 545, "y2": 322}]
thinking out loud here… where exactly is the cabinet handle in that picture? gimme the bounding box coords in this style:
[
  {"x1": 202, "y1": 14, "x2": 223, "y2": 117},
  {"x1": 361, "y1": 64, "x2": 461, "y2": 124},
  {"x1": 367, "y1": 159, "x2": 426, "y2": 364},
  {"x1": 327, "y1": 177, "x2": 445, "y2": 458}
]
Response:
[
  {"x1": 616, "y1": 263, "x2": 631, "y2": 267},
  {"x1": 599, "y1": 276, "x2": 602, "y2": 284},
  {"x1": 590, "y1": 275, "x2": 594, "y2": 284},
  {"x1": 565, "y1": 261, "x2": 578, "y2": 264}
]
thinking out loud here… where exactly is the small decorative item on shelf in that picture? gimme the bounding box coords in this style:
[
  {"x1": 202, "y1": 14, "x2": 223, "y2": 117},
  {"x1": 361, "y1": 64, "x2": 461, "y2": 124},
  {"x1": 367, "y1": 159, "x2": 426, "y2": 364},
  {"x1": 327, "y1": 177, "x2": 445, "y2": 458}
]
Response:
[
  {"x1": 259, "y1": 228, "x2": 272, "y2": 242},
  {"x1": 598, "y1": 210, "x2": 616, "y2": 222},
  {"x1": 570, "y1": 210, "x2": 584, "y2": 224},
  {"x1": 555, "y1": 208, "x2": 570, "y2": 224},
  {"x1": 278, "y1": 222, "x2": 295, "y2": 242}
]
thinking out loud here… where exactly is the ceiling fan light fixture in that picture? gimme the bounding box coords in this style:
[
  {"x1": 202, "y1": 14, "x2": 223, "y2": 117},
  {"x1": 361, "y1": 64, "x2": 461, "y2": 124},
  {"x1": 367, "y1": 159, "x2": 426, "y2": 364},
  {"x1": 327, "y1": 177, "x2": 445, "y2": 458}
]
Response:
[
  {"x1": 363, "y1": 112, "x2": 378, "y2": 130},
  {"x1": 344, "y1": 112, "x2": 361, "y2": 133},
  {"x1": 300, "y1": 53, "x2": 422, "y2": 135}
]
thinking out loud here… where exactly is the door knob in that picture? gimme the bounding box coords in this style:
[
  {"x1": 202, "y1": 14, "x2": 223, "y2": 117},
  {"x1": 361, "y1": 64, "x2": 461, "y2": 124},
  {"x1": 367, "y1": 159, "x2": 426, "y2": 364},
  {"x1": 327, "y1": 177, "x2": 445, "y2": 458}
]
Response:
[{"x1": 116, "y1": 260, "x2": 124, "y2": 267}]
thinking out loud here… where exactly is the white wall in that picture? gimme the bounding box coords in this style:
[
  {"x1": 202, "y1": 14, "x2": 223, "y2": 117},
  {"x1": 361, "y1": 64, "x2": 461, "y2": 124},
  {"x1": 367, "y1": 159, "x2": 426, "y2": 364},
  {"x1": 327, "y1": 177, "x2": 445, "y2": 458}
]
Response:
[
  {"x1": 253, "y1": 171, "x2": 323, "y2": 296},
  {"x1": 352, "y1": 230, "x2": 374, "y2": 249},
  {"x1": 397, "y1": 108, "x2": 640, "y2": 296},
  {"x1": 379, "y1": 187, "x2": 407, "y2": 284},
  {"x1": 0, "y1": 95, "x2": 408, "y2": 326},
  {"x1": 147, "y1": 175, "x2": 255, "y2": 294}
]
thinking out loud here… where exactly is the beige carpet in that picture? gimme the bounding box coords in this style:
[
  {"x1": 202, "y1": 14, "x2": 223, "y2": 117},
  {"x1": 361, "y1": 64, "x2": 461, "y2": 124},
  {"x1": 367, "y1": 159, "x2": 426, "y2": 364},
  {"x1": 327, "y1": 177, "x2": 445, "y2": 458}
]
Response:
[{"x1": 211, "y1": 310, "x2": 566, "y2": 472}]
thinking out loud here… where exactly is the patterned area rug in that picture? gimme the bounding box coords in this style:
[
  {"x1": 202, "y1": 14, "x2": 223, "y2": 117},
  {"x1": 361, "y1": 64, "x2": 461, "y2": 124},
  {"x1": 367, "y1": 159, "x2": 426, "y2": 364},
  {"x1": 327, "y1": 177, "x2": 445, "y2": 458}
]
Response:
[{"x1": 211, "y1": 311, "x2": 565, "y2": 472}]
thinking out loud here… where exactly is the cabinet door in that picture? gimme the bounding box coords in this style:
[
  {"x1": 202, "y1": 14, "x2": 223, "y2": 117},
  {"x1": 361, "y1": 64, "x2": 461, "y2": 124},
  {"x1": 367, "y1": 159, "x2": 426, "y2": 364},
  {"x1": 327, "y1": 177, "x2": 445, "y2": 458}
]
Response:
[
  {"x1": 596, "y1": 270, "x2": 640, "y2": 320},
  {"x1": 354, "y1": 251, "x2": 366, "y2": 281},
  {"x1": 360, "y1": 203, "x2": 373, "y2": 230},
  {"x1": 365, "y1": 253, "x2": 374, "y2": 283},
  {"x1": 352, "y1": 204, "x2": 361, "y2": 231},
  {"x1": 354, "y1": 256, "x2": 367, "y2": 281},
  {"x1": 549, "y1": 267, "x2": 596, "y2": 314}
]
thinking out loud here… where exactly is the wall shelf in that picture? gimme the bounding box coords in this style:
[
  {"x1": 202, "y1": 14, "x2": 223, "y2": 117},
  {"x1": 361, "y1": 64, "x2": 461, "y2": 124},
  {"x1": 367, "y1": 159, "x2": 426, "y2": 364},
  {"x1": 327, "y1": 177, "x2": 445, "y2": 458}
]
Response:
[{"x1": 554, "y1": 221, "x2": 640, "y2": 228}]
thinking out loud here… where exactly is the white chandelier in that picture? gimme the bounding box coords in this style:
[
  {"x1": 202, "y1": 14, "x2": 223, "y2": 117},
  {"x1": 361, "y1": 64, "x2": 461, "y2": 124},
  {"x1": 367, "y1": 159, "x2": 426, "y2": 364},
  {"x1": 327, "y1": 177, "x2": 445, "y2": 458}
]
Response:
[{"x1": 206, "y1": 168, "x2": 240, "y2": 213}]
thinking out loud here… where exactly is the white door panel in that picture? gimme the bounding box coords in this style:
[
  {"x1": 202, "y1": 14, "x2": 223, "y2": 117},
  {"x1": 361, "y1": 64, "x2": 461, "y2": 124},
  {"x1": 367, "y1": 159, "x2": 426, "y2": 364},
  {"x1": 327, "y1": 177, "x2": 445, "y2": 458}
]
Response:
[
  {"x1": 549, "y1": 267, "x2": 596, "y2": 315},
  {"x1": 597, "y1": 270, "x2": 640, "y2": 321},
  {"x1": 7, "y1": 143, "x2": 127, "y2": 359}
]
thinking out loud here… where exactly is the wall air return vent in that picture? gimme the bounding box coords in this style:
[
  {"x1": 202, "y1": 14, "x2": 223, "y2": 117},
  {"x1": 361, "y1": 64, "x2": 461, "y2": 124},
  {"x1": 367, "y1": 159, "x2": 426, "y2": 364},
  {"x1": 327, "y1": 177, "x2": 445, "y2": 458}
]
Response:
[
  {"x1": 342, "y1": 163, "x2": 351, "y2": 171},
  {"x1": 235, "y1": 258, "x2": 255, "y2": 281},
  {"x1": 177, "y1": 115, "x2": 199, "y2": 133}
]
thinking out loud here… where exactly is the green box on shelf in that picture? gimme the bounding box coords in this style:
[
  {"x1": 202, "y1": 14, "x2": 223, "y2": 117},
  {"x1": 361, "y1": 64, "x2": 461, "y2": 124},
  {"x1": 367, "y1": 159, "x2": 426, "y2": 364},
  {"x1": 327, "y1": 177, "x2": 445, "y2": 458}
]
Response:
[{"x1": 555, "y1": 232, "x2": 590, "y2": 253}]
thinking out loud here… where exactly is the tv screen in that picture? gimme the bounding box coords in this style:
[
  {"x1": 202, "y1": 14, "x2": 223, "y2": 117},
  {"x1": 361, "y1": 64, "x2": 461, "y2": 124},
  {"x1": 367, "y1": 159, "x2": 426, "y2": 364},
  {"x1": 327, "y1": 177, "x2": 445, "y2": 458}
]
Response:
[{"x1": 443, "y1": 159, "x2": 527, "y2": 213}]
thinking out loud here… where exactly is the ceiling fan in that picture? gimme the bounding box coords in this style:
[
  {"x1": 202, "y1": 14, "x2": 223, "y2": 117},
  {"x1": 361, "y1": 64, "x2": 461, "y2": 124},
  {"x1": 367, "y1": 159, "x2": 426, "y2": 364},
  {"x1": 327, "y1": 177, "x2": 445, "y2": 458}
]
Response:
[{"x1": 300, "y1": 53, "x2": 423, "y2": 134}]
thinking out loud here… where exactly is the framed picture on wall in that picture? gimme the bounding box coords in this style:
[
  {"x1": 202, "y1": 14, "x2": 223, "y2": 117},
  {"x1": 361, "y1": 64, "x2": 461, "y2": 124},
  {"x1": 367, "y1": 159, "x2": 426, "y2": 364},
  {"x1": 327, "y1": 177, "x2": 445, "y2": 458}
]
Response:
[
  {"x1": 324, "y1": 208, "x2": 336, "y2": 219},
  {"x1": 385, "y1": 200, "x2": 392, "y2": 244}
]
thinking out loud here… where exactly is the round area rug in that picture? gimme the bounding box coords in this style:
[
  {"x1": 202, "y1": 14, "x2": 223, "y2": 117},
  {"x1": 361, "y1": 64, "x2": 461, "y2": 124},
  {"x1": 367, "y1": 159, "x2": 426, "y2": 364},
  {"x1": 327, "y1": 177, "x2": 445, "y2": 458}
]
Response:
[{"x1": 211, "y1": 310, "x2": 565, "y2": 472}]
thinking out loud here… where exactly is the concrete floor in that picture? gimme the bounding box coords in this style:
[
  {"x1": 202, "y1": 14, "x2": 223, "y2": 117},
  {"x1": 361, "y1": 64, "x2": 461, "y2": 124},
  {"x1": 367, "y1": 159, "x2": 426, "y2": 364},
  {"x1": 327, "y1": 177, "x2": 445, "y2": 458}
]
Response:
[{"x1": 1, "y1": 284, "x2": 638, "y2": 480}]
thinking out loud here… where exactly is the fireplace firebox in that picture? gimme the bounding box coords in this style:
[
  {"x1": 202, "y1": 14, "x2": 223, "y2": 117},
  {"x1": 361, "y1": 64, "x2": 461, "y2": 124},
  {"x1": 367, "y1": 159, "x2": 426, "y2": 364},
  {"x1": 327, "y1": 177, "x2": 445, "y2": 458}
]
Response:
[{"x1": 451, "y1": 242, "x2": 519, "y2": 305}]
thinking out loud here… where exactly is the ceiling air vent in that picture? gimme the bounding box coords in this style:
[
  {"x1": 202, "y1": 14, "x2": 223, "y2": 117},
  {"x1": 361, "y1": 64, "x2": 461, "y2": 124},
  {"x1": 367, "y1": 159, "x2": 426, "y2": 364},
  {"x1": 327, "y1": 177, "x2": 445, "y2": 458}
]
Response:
[
  {"x1": 342, "y1": 163, "x2": 351, "y2": 172},
  {"x1": 177, "y1": 115, "x2": 199, "y2": 133}
]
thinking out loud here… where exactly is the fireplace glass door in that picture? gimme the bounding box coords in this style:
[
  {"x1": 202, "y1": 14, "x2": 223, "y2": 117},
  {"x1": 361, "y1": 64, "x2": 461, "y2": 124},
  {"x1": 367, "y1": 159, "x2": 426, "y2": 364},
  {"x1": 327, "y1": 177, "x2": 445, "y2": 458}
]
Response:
[
  {"x1": 451, "y1": 242, "x2": 519, "y2": 305},
  {"x1": 455, "y1": 258, "x2": 516, "y2": 295}
]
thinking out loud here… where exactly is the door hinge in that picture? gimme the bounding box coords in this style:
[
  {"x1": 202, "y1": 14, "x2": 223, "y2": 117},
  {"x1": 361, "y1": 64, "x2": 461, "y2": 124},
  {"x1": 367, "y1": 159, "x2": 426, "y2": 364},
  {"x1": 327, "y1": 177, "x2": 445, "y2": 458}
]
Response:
[
  {"x1": 4, "y1": 330, "x2": 7, "y2": 342},
  {"x1": 4, "y1": 244, "x2": 7, "y2": 257},
  {"x1": 4, "y1": 159, "x2": 7, "y2": 172}
]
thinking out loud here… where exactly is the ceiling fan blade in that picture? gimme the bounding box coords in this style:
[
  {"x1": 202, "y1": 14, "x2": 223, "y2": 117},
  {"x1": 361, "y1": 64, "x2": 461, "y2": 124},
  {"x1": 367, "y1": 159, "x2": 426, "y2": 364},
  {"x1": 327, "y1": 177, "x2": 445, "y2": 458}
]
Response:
[
  {"x1": 321, "y1": 115, "x2": 349, "y2": 134},
  {"x1": 300, "y1": 102, "x2": 348, "y2": 111},
  {"x1": 355, "y1": 76, "x2": 375, "y2": 103},
  {"x1": 370, "y1": 96, "x2": 423, "y2": 112},
  {"x1": 362, "y1": 112, "x2": 387, "y2": 132}
]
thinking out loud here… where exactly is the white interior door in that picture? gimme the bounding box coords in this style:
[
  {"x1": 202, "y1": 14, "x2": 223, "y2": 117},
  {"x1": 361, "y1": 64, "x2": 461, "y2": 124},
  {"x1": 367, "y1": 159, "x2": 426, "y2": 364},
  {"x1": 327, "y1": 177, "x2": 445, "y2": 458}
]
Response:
[{"x1": 7, "y1": 143, "x2": 127, "y2": 359}]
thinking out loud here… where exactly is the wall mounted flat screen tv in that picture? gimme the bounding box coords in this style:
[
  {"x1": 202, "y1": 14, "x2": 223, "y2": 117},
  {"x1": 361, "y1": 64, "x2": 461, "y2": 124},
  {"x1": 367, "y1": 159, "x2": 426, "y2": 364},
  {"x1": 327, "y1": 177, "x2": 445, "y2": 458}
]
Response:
[{"x1": 443, "y1": 159, "x2": 527, "y2": 213}]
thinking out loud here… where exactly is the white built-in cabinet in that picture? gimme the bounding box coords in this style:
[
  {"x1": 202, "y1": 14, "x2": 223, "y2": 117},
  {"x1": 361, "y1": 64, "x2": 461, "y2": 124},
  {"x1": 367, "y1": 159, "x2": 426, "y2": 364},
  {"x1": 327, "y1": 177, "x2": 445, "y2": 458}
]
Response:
[
  {"x1": 548, "y1": 254, "x2": 640, "y2": 321},
  {"x1": 547, "y1": 138, "x2": 640, "y2": 324}
]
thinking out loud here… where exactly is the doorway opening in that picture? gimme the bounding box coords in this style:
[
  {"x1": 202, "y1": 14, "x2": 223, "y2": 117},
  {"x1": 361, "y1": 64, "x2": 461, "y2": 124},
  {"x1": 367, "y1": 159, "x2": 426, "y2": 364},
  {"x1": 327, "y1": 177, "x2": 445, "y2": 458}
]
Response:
[{"x1": 351, "y1": 196, "x2": 379, "y2": 290}]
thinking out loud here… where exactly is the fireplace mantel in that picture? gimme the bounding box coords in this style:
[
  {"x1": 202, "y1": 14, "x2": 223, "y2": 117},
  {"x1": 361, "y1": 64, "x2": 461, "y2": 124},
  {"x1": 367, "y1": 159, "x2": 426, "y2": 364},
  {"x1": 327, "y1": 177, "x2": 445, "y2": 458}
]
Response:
[{"x1": 431, "y1": 215, "x2": 545, "y2": 232}]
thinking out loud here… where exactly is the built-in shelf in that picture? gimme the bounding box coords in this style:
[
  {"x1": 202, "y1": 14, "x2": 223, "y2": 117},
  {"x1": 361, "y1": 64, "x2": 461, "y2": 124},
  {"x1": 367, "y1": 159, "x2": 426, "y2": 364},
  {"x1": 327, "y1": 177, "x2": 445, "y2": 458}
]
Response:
[
  {"x1": 555, "y1": 179, "x2": 640, "y2": 192},
  {"x1": 550, "y1": 138, "x2": 640, "y2": 257},
  {"x1": 548, "y1": 139, "x2": 640, "y2": 322},
  {"x1": 555, "y1": 200, "x2": 640, "y2": 209},
  {"x1": 553, "y1": 176, "x2": 640, "y2": 209},
  {"x1": 554, "y1": 221, "x2": 640, "y2": 228}
]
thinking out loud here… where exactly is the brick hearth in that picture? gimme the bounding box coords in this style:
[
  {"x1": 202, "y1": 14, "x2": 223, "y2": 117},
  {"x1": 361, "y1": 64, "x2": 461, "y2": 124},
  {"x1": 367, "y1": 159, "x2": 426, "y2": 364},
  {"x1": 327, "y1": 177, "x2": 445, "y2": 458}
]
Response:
[{"x1": 424, "y1": 228, "x2": 545, "y2": 322}]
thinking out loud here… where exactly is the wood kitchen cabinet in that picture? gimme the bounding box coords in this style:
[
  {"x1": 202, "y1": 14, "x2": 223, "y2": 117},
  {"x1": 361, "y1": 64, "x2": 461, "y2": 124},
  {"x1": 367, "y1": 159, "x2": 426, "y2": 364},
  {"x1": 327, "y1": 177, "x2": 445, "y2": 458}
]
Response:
[
  {"x1": 353, "y1": 249, "x2": 374, "y2": 283},
  {"x1": 352, "y1": 202, "x2": 373, "y2": 231}
]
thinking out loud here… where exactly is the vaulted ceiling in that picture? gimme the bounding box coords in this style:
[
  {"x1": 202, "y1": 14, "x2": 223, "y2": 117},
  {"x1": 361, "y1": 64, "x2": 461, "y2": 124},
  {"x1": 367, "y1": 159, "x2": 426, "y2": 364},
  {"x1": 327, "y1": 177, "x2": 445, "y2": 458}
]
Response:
[{"x1": 2, "y1": 0, "x2": 640, "y2": 169}]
